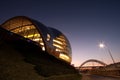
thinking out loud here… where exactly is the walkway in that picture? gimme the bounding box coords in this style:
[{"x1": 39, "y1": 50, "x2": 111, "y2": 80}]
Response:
[{"x1": 81, "y1": 74, "x2": 120, "y2": 80}]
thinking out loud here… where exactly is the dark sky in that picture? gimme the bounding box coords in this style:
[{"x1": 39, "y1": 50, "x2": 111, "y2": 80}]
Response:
[{"x1": 0, "y1": 0, "x2": 120, "y2": 66}]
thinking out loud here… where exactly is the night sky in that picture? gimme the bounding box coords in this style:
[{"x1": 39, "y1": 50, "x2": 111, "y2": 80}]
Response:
[{"x1": 0, "y1": 0, "x2": 120, "y2": 66}]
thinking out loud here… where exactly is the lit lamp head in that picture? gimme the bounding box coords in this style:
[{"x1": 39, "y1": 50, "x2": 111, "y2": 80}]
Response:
[{"x1": 99, "y1": 43, "x2": 105, "y2": 48}]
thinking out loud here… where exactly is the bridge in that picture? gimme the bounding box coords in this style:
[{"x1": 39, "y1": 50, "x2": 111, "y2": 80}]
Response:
[
  {"x1": 78, "y1": 59, "x2": 107, "y2": 73},
  {"x1": 78, "y1": 59, "x2": 120, "y2": 78}
]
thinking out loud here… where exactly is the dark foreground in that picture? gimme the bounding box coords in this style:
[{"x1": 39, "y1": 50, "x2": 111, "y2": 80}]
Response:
[
  {"x1": 0, "y1": 27, "x2": 81, "y2": 80},
  {"x1": 81, "y1": 74, "x2": 120, "y2": 80}
]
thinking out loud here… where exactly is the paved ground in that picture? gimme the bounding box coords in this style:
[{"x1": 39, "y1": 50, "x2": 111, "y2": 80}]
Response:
[{"x1": 81, "y1": 74, "x2": 120, "y2": 80}]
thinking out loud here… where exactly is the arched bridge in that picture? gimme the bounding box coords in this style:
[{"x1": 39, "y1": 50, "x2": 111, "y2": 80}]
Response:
[{"x1": 79, "y1": 59, "x2": 107, "y2": 68}]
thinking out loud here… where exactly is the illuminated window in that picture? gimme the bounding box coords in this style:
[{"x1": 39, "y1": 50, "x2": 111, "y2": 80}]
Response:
[
  {"x1": 52, "y1": 35, "x2": 70, "y2": 59},
  {"x1": 53, "y1": 39, "x2": 63, "y2": 44},
  {"x1": 42, "y1": 46, "x2": 45, "y2": 51},
  {"x1": 59, "y1": 53, "x2": 70, "y2": 62},
  {"x1": 24, "y1": 34, "x2": 40, "y2": 38},
  {"x1": 40, "y1": 42, "x2": 44, "y2": 45},
  {"x1": 53, "y1": 44, "x2": 63, "y2": 49},
  {"x1": 47, "y1": 34, "x2": 50, "y2": 41},
  {"x1": 56, "y1": 48, "x2": 61, "y2": 51},
  {"x1": 56, "y1": 37, "x2": 65, "y2": 41},
  {"x1": 33, "y1": 38, "x2": 40, "y2": 41}
]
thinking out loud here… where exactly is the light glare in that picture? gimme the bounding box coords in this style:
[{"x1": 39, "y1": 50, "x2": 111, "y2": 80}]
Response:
[{"x1": 99, "y1": 43, "x2": 105, "y2": 48}]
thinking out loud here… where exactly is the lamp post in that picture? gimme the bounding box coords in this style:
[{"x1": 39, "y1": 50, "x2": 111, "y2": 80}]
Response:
[{"x1": 99, "y1": 42, "x2": 115, "y2": 64}]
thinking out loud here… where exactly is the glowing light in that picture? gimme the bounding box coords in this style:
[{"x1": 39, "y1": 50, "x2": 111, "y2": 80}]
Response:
[
  {"x1": 42, "y1": 46, "x2": 45, "y2": 51},
  {"x1": 56, "y1": 37, "x2": 65, "y2": 41},
  {"x1": 99, "y1": 43, "x2": 105, "y2": 48},
  {"x1": 59, "y1": 53, "x2": 70, "y2": 62},
  {"x1": 47, "y1": 34, "x2": 51, "y2": 41},
  {"x1": 24, "y1": 34, "x2": 40, "y2": 38},
  {"x1": 27, "y1": 34, "x2": 33, "y2": 38},
  {"x1": 53, "y1": 39, "x2": 63, "y2": 44},
  {"x1": 40, "y1": 42, "x2": 44, "y2": 45},
  {"x1": 34, "y1": 34, "x2": 40, "y2": 37},
  {"x1": 56, "y1": 48, "x2": 61, "y2": 51},
  {"x1": 27, "y1": 27, "x2": 30, "y2": 30},
  {"x1": 53, "y1": 44, "x2": 63, "y2": 49},
  {"x1": 33, "y1": 38, "x2": 39, "y2": 41}
]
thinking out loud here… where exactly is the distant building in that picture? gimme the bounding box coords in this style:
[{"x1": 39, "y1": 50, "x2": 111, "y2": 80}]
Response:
[
  {"x1": 1, "y1": 16, "x2": 72, "y2": 63},
  {"x1": 105, "y1": 62, "x2": 120, "y2": 70}
]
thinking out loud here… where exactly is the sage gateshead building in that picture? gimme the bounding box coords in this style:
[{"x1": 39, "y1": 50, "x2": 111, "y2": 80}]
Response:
[{"x1": 1, "y1": 16, "x2": 72, "y2": 63}]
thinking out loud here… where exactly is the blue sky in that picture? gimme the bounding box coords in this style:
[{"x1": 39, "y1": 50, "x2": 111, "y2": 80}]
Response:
[{"x1": 0, "y1": 0, "x2": 120, "y2": 66}]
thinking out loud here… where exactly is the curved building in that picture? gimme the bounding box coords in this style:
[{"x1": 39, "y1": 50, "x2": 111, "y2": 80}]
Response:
[{"x1": 1, "y1": 16, "x2": 72, "y2": 63}]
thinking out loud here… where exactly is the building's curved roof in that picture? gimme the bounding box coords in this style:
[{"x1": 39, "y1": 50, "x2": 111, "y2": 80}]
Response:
[
  {"x1": 1, "y1": 16, "x2": 72, "y2": 63},
  {"x1": 48, "y1": 27, "x2": 72, "y2": 56}
]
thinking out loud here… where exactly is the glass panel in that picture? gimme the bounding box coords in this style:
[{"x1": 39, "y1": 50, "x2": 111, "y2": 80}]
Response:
[
  {"x1": 59, "y1": 53, "x2": 70, "y2": 62},
  {"x1": 2, "y1": 17, "x2": 45, "y2": 51}
]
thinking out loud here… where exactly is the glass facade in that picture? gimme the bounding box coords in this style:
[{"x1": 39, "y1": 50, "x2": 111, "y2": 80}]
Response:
[
  {"x1": 1, "y1": 17, "x2": 45, "y2": 51},
  {"x1": 53, "y1": 35, "x2": 71, "y2": 62},
  {"x1": 1, "y1": 16, "x2": 72, "y2": 63}
]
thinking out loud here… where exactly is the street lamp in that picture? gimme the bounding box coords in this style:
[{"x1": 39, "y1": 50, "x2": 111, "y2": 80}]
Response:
[{"x1": 99, "y1": 42, "x2": 115, "y2": 64}]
